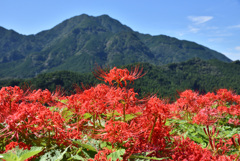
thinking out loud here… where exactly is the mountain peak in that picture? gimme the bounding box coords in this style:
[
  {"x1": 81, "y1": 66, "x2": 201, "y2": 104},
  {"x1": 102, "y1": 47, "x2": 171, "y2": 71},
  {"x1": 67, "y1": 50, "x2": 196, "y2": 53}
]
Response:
[
  {"x1": 0, "y1": 14, "x2": 232, "y2": 79},
  {"x1": 36, "y1": 14, "x2": 132, "y2": 38}
]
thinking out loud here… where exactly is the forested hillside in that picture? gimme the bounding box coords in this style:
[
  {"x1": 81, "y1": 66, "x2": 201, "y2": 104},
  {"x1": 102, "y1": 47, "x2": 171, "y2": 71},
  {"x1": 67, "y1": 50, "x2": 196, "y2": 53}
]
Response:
[{"x1": 1, "y1": 58, "x2": 239, "y2": 100}]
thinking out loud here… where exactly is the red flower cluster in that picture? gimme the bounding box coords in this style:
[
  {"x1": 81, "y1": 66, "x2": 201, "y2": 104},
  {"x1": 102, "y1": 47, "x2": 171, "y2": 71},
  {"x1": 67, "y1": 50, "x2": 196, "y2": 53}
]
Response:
[
  {"x1": 0, "y1": 66, "x2": 240, "y2": 160},
  {"x1": 5, "y1": 141, "x2": 30, "y2": 152},
  {"x1": 0, "y1": 88, "x2": 70, "y2": 148},
  {"x1": 0, "y1": 86, "x2": 24, "y2": 122},
  {"x1": 170, "y1": 137, "x2": 235, "y2": 161},
  {"x1": 93, "y1": 66, "x2": 145, "y2": 87},
  {"x1": 88, "y1": 148, "x2": 114, "y2": 161},
  {"x1": 175, "y1": 89, "x2": 240, "y2": 126}
]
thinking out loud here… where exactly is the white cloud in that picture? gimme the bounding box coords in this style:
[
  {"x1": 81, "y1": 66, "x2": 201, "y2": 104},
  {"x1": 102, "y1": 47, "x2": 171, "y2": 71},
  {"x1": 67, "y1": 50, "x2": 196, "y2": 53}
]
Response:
[
  {"x1": 228, "y1": 24, "x2": 240, "y2": 29},
  {"x1": 188, "y1": 16, "x2": 213, "y2": 24},
  {"x1": 206, "y1": 26, "x2": 219, "y2": 30},
  {"x1": 208, "y1": 38, "x2": 223, "y2": 43},
  {"x1": 235, "y1": 46, "x2": 240, "y2": 51},
  {"x1": 223, "y1": 52, "x2": 240, "y2": 61},
  {"x1": 177, "y1": 32, "x2": 185, "y2": 36},
  {"x1": 188, "y1": 26, "x2": 200, "y2": 33},
  {"x1": 223, "y1": 47, "x2": 240, "y2": 60}
]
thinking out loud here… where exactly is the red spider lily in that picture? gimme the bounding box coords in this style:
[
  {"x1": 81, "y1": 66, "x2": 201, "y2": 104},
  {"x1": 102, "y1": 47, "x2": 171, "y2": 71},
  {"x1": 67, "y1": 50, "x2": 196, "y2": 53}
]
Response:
[
  {"x1": 93, "y1": 66, "x2": 146, "y2": 87},
  {"x1": 215, "y1": 138, "x2": 233, "y2": 155},
  {"x1": 217, "y1": 106, "x2": 228, "y2": 114},
  {"x1": 5, "y1": 141, "x2": 31, "y2": 152},
  {"x1": 96, "y1": 116, "x2": 171, "y2": 158},
  {"x1": 67, "y1": 84, "x2": 142, "y2": 122},
  {"x1": 174, "y1": 89, "x2": 239, "y2": 125},
  {"x1": 193, "y1": 107, "x2": 220, "y2": 125},
  {"x1": 97, "y1": 120, "x2": 135, "y2": 144},
  {"x1": 234, "y1": 95, "x2": 240, "y2": 104},
  {"x1": 216, "y1": 89, "x2": 236, "y2": 105},
  {"x1": 176, "y1": 90, "x2": 200, "y2": 114},
  {"x1": 88, "y1": 148, "x2": 113, "y2": 161},
  {"x1": 170, "y1": 137, "x2": 213, "y2": 161},
  {"x1": 228, "y1": 118, "x2": 240, "y2": 126},
  {"x1": 112, "y1": 87, "x2": 142, "y2": 117},
  {"x1": 145, "y1": 96, "x2": 171, "y2": 120},
  {"x1": 170, "y1": 136, "x2": 235, "y2": 161},
  {"x1": 0, "y1": 86, "x2": 24, "y2": 122},
  {"x1": 25, "y1": 89, "x2": 55, "y2": 105},
  {"x1": 67, "y1": 84, "x2": 111, "y2": 115},
  {"x1": 1, "y1": 102, "x2": 67, "y2": 145},
  {"x1": 2, "y1": 66, "x2": 240, "y2": 160},
  {"x1": 118, "y1": 114, "x2": 171, "y2": 158},
  {"x1": 228, "y1": 105, "x2": 240, "y2": 116},
  {"x1": 197, "y1": 92, "x2": 217, "y2": 107},
  {"x1": 66, "y1": 128, "x2": 83, "y2": 140}
]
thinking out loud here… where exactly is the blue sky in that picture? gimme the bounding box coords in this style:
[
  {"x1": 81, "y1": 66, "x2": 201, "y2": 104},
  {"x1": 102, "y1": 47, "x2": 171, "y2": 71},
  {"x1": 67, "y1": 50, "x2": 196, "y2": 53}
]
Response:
[{"x1": 0, "y1": 0, "x2": 240, "y2": 60}]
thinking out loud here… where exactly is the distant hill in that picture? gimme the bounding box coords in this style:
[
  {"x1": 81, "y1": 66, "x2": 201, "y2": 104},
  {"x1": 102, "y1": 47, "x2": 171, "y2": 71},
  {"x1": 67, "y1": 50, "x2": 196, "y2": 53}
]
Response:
[
  {"x1": 1, "y1": 58, "x2": 239, "y2": 100},
  {"x1": 0, "y1": 14, "x2": 231, "y2": 79}
]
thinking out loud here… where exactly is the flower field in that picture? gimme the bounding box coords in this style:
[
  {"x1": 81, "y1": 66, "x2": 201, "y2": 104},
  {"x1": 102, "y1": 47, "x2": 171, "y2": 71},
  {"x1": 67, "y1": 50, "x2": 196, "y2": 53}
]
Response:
[{"x1": 1, "y1": 66, "x2": 240, "y2": 161}]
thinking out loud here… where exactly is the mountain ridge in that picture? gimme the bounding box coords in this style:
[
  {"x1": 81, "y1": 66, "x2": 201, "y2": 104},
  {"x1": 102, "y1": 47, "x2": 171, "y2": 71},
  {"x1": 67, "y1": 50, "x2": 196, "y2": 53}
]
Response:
[{"x1": 0, "y1": 14, "x2": 232, "y2": 79}]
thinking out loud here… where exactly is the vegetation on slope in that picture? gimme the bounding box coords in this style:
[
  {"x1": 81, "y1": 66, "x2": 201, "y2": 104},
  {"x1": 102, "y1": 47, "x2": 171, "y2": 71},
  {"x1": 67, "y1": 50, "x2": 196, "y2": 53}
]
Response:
[{"x1": 1, "y1": 58, "x2": 239, "y2": 101}]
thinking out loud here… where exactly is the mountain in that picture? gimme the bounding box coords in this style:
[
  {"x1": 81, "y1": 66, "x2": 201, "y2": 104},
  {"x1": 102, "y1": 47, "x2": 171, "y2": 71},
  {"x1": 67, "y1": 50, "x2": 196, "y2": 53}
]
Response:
[{"x1": 0, "y1": 14, "x2": 232, "y2": 79}]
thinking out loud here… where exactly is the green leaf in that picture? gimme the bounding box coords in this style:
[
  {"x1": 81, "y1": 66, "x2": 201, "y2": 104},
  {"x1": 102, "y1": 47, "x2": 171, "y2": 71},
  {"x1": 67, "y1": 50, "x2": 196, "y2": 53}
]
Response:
[
  {"x1": 105, "y1": 111, "x2": 122, "y2": 119},
  {"x1": 130, "y1": 155, "x2": 168, "y2": 160},
  {"x1": 0, "y1": 152, "x2": 18, "y2": 161},
  {"x1": 114, "y1": 117, "x2": 122, "y2": 121},
  {"x1": 48, "y1": 106, "x2": 57, "y2": 111},
  {"x1": 125, "y1": 112, "x2": 142, "y2": 121},
  {"x1": 100, "y1": 142, "x2": 113, "y2": 150},
  {"x1": 18, "y1": 146, "x2": 43, "y2": 161},
  {"x1": 83, "y1": 113, "x2": 92, "y2": 119},
  {"x1": 0, "y1": 146, "x2": 43, "y2": 161},
  {"x1": 107, "y1": 149, "x2": 125, "y2": 161},
  {"x1": 73, "y1": 141, "x2": 97, "y2": 152},
  {"x1": 60, "y1": 99, "x2": 68, "y2": 104},
  {"x1": 70, "y1": 154, "x2": 86, "y2": 161},
  {"x1": 190, "y1": 135, "x2": 203, "y2": 144},
  {"x1": 39, "y1": 146, "x2": 69, "y2": 161},
  {"x1": 61, "y1": 108, "x2": 74, "y2": 122},
  {"x1": 73, "y1": 141, "x2": 97, "y2": 158}
]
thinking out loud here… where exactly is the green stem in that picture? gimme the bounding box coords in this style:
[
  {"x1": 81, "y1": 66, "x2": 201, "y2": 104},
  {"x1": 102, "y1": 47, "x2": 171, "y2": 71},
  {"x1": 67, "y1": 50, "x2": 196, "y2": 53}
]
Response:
[
  {"x1": 9, "y1": 99, "x2": 12, "y2": 113},
  {"x1": 112, "y1": 104, "x2": 116, "y2": 119},
  {"x1": 123, "y1": 104, "x2": 126, "y2": 122},
  {"x1": 112, "y1": 111, "x2": 114, "y2": 119},
  {"x1": 47, "y1": 130, "x2": 51, "y2": 148},
  {"x1": 77, "y1": 115, "x2": 80, "y2": 133},
  {"x1": 93, "y1": 114, "x2": 96, "y2": 131},
  {"x1": 148, "y1": 115, "x2": 158, "y2": 143},
  {"x1": 235, "y1": 154, "x2": 240, "y2": 161}
]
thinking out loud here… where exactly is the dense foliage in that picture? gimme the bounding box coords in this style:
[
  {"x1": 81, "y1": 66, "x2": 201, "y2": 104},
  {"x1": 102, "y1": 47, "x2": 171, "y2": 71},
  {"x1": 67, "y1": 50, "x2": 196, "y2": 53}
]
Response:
[
  {"x1": 1, "y1": 66, "x2": 240, "y2": 160},
  {"x1": 0, "y1": 14, "x2": 231, "y2": 78},
  {"x1": 1, "y1": 59, "x2": 240, "y2": 101}
]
